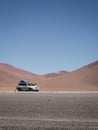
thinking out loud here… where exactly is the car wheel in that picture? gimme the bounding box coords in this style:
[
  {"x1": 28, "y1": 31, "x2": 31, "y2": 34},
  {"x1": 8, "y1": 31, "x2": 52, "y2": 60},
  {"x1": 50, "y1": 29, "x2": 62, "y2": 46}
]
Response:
[
  {"x1": 28, "y1": 88, "x2": 33, "y2": 91},
  {"x1": 17, "y1": 88, "x2": 22, "y2": 91}
]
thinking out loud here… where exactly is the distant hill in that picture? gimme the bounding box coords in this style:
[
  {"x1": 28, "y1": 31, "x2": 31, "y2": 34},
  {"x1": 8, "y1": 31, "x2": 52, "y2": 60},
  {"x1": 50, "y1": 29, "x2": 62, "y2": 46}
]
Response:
[
  {"x1": 0, "y1": 61, "x2": 98, "y2": 91},
  {"x1": 40, "y1": 61, "x2": 98, "y2": 91},
  {"x1": 0, "y1": 63, "x2": 43, "y2": 90},
  {"x1": 44, "y1": 71, "x2": 68, "y2": 78}
]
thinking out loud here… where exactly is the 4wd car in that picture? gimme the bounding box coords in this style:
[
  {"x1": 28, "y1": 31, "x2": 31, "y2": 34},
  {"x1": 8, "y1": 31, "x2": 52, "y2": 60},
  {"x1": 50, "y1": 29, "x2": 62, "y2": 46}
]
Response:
[{"x1": 16, "y1": 80, "x2": 39, "y2": 91}]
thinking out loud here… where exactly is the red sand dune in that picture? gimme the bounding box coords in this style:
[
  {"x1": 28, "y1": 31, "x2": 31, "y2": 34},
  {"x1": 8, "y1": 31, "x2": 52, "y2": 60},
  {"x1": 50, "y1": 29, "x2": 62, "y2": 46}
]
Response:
[{"x1": 0, "y1": 61, "x2": 98, "y2": 91}]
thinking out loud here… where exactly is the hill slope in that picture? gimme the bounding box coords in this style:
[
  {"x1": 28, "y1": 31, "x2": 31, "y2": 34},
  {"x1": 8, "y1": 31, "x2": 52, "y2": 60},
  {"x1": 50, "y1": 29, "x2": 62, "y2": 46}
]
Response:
[
  {"x1": 0, "y1": 63, "x2": 44, "y2": 90},
  {"x1": 0, "y1": 61, "x2": 98, "y2": 91},
  {"x1": 39, "y1": 61, "x2": 98, "y2": 91}
]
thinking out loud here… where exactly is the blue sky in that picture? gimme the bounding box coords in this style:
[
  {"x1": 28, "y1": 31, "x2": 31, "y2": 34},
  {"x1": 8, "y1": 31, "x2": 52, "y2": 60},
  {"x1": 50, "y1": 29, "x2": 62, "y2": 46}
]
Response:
[{"x1": 0, "y1": 0, "x2": 98, "y2": 74}]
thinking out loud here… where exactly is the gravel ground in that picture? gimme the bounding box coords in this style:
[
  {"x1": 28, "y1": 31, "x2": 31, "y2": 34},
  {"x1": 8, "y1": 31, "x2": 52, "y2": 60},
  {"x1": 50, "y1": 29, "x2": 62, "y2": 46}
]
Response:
[{"x1": 0, "y1": 92, "x2": 98, "y2": 130}]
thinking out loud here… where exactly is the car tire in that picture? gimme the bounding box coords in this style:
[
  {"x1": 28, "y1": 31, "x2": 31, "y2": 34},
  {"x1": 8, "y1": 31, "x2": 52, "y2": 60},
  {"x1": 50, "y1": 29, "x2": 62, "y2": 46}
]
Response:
[
  {"x1": 28, "y1": 88, "x2": 33, "y2": 91},
  {"x1": 17, "y1": 88, "x2": 22, "y2": 91}
]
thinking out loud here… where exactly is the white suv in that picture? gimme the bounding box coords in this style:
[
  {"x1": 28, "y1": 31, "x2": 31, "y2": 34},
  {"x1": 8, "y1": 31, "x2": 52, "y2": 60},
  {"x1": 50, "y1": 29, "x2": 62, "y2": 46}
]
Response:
[{"x1": 16, "y1": 80, "x2": 39, "y2": 92}]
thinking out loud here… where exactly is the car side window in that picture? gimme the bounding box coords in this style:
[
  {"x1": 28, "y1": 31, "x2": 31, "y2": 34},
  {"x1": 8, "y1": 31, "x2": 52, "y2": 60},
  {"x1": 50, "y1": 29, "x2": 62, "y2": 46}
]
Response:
[{"x1": 18, "y1": 83, "x2": 27, "y2": 86}]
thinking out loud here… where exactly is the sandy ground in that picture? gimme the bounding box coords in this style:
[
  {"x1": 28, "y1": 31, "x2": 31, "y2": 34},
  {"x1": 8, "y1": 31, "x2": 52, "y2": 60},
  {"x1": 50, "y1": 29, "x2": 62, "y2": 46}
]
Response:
[{"x1": 0, "y1": 91, "x2": 98, "y2": 130}]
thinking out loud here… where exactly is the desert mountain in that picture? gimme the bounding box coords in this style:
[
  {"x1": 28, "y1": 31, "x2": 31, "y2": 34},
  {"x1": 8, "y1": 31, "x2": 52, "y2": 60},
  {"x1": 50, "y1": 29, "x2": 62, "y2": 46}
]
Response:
[
  {"x1": 44, "y1": 71, "x2": 68, "y2": 78},
  {"x1": 0, "y1": 61, "x2": 98, "y2": 91},
  {"x1": 0, "y1": 63, "x2": 44, "y2": 90},
  {"x1": 40, "y1": 61, "x2": 98, "y2": 91}
]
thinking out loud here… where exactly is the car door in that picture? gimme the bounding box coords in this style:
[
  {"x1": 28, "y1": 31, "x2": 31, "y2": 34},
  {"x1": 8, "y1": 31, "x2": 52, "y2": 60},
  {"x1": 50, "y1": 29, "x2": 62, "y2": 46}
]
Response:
[{"x1": 22, "y1": 84, "x2": 29, "y2": 91}]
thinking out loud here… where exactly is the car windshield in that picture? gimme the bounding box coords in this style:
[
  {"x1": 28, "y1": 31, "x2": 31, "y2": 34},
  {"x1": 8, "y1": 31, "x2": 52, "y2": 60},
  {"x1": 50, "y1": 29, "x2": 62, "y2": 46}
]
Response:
[{"x1": 30, "y1": 83, "x2": 36, "y2": 86}]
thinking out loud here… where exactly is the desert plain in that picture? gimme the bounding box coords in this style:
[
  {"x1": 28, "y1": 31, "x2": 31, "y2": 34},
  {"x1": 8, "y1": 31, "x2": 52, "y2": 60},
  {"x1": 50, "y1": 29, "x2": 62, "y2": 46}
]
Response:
[{"x1": 0, "y1": 91, "x2": 98, "y2": 130}]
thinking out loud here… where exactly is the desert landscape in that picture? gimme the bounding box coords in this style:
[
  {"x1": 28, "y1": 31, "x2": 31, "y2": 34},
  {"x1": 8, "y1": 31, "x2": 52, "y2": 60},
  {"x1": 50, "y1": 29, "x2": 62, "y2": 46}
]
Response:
[
  {"x1": 0, "y1": 61, "x2": 98, "y2": 129},
  {"x1": 0, "y1": 60, "x2": 98, "y2": 91},
  {"x1": 0, "y1": 0, "x2": 98, "y2": 129}
]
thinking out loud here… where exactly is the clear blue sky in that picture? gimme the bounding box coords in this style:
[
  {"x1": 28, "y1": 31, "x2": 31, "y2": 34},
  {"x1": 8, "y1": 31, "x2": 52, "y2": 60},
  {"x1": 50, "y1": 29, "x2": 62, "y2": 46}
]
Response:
[{"x1": 0, "y1": 0, "x2": 98, "y2": 74}]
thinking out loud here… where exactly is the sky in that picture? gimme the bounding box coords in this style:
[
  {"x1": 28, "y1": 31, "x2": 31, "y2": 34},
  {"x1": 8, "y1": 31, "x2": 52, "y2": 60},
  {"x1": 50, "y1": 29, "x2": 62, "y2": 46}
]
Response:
[{"x1": 0, "y1": 0, "x2": 98, "y2": 74}]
